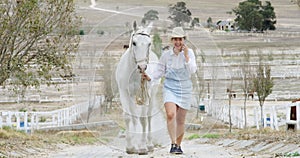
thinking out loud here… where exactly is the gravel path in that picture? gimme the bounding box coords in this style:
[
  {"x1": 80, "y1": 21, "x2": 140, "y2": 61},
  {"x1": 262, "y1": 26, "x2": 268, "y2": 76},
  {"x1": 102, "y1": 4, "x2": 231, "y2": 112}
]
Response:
[{"x1": 46, "y1": 139, "x2": 240, "y2": 158}]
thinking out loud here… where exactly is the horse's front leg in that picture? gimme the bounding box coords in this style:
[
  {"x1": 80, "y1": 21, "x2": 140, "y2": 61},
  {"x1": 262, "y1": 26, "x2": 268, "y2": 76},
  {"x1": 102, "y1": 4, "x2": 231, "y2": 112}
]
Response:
[
  {"x1": 146, "y1": 85, "x2": 159, "y2": 152},
  {"x1": 120, "y1": 91, "x2": 138, "y2": 154},
  {"x1": 146, "y1": 115, "x2": 154, "y2": 152},
  {"x1": 138, "y1": 115, "x2": 148, "y2": 155},
  {"x1": 124, "y1": 113, "x2": 138, "y2": 154}
]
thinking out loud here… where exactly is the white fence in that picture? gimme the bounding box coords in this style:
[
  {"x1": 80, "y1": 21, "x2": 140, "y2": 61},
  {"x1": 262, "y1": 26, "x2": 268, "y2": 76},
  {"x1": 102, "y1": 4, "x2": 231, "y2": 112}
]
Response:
[
  {"x1": 204, "y1": 99, "x2": 287, "y2": 130},
  {"x1": 0, "y1": 95, "x2": 104, "y2": 133}
]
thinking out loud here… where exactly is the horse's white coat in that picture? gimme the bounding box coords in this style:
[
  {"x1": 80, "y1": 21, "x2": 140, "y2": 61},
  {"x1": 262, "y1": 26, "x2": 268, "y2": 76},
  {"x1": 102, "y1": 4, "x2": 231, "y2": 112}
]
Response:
[{"x1": 115, "y1": 22, "x2": 166, "y2": 154}]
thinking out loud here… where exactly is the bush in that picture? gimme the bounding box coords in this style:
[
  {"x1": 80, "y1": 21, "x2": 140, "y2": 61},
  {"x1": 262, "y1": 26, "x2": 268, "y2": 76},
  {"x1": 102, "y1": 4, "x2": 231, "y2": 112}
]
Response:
[
  {"x1": 19, "y1": 108, "x2": 27, "y2": 112},
  {"x1": 97, "y1": 30, "x2": 104, "y2": 36},
  {"x1": 39, "y1": 117, "x2": 46, "y2": 122},
  {"x1": 79, "y1": 30, "x2": 85, "y2": 35}
]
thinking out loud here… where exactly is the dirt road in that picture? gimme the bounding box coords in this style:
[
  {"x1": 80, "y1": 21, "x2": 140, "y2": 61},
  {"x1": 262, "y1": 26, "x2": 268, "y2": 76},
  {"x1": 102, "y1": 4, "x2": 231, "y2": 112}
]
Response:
[{"x1": 46, "y1": 139, "x2": 241, "y2": 158}]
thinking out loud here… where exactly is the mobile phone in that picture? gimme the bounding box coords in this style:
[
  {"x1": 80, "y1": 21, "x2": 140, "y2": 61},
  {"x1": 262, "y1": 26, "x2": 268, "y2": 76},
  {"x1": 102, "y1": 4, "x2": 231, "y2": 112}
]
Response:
[{"x1": 182, "y1": 44, "x2": 186, "y2": 51}]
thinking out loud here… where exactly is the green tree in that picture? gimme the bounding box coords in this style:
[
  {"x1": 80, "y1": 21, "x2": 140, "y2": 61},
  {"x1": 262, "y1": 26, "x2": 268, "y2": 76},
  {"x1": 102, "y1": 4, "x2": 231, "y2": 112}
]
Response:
[
  {"x1": 260, "y1": 1, "x2": 276, "y2": 31},
  {"x1": 152, "y1": 33, "x2": 162, "y2": 58},
  {"x1": 232, "y1": 0, "x2": 276, "y2": 32},
  {"x1": 191, "y1": 17, "x2": 200, "y2": 28},
  {"x1": 141, "y1": 10, "x2": 159, "y2": 25},
  {"x1": 253, "y1": 55, "x2": 274, "y2": 129},
  {"x1": 0, "y1": 0, "x2": 81, "y2": 92},
  {"x1": 207, "y1": 17, "x2": 213, "y2": 28},
  {"x1": 168, "y1": 1, "x2": 192, "y2": 27}
]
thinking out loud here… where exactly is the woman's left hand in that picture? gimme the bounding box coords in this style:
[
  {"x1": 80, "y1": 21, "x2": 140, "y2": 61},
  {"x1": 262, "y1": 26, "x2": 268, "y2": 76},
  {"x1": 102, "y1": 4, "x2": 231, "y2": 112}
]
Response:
[
  {"x1": 182, "y1": 44, "x2": 189, "y2": 62},
  {"x1": 141, "y1": 72, "x2": 151, "y2": 81}
]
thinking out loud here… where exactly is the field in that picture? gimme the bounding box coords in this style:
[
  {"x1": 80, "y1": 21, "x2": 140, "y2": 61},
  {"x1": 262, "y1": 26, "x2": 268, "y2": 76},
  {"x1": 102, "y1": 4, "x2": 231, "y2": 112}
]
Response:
[
  {"x1": 0, "y1": 0, "x2": 299, "y2": 131},
  {"x1": 74, "y1": 0, "x2": 300, "y2": 105},
  {"x1": 1, "y1": 0, "x2": 300, "y2": 156},
  {"x1": 73, "y1": 0, "x2": 300, "y2": 145}
]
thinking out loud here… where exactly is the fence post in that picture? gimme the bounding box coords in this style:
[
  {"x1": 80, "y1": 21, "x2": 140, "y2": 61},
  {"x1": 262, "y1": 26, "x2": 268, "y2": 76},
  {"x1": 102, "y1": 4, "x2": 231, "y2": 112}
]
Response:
[
  {"x1": 240, "y1": 107, "x2": 244, "y2": 129},
  {"x1": 297, "y1": 103, "x2": 300, "y2": 130},
  {"x1": 31, "y1": 113, "x2": 35, "y2": 133},
  {"x1": 64, "y1": 109, "x2": 67, "y2": 125},
  {"x1": 24, "y1": 112, "x2": 28, "y2": 133},
  {"x1": 16, "y1": 113, "x2": 20, "y2": 130},
  {"x1": 66, "y1": 108, "x2": 70, "y2": 125},
  {"x1": 0, "y1": 113, "x2": 2, "y2": 129},
  {"x1": 57, "y1": 111, "x2": 61, "y2": 127},
  {"x1": 254, "y1": 107, "x2": 259, "y2": 130},
  {"x1": 272, "y1": 106, "x2": 279, "y2": 130},
  {"x1": 52, "y1": 113, "x2": 56, "y2": 127},
  {"x1": 7, "y1": 112, "x2": 12, "y2": 127}
]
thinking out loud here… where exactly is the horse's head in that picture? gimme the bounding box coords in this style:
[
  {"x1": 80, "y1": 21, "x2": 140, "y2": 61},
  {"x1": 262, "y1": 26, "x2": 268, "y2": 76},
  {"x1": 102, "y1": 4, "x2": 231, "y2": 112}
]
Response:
[{"x1": 130, "y1": 21, "x2": 152, "y2": 73}]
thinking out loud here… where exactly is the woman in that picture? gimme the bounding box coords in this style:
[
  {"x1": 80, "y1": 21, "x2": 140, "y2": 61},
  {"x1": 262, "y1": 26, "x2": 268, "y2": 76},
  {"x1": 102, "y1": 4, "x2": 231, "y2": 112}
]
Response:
[{"x1": 143, "y1": 27, "x2": 197, "y2": 154}]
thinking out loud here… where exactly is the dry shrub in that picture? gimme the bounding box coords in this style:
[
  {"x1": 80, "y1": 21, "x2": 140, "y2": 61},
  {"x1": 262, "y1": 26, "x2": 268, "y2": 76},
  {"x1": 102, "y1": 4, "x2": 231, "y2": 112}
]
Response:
[
  {"x1": 55, "y1": 130, "x2": 98, "y2": 137},
  {"x1": 233, "y1": 128, "x2": 300, "y2": 144},
  {"x1": 0, "y1": 129, "x2": 10, "y2": 139},
  {"x1": 0, "y1": 128, "x2": 29, "y2": 140}
]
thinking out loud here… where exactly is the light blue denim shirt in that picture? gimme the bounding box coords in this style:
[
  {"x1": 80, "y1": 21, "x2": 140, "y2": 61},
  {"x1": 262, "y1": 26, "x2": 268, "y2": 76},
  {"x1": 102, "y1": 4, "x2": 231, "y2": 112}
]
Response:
[{"x1": 149, "y1": 48, "x2": 197, "y2": 81}]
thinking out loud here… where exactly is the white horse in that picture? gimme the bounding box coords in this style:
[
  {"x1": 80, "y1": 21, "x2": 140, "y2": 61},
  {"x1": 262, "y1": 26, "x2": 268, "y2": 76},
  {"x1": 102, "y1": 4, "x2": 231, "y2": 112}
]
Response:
[{"x1": 115, "y1": 21, "x2": 160, "y2": 155}]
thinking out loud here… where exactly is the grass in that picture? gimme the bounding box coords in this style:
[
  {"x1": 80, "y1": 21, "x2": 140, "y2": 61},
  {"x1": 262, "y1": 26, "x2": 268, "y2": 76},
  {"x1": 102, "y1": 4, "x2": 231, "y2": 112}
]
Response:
[
  {"x1": 284, "y1": 152, "x2": 300, "y2": 157},
  {"x1": 186, "y1": 133, "x2": 221, "y2": 140},
  {"x1": 202, "y1": 133, "x2": 221, "y2": 139},
  {"x1": 187, "y1": 133, "x2": 201, "y2": 140}
]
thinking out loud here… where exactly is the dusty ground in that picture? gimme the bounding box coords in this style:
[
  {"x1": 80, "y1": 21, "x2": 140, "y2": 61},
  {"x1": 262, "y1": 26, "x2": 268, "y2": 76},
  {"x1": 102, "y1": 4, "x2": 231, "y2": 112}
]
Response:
[
  {"x1": 1, "y1": 0, "x2": 300, "y2": 157},
  {"x1": 2, "y1": 109, "x2": 300, "y2": 157}
]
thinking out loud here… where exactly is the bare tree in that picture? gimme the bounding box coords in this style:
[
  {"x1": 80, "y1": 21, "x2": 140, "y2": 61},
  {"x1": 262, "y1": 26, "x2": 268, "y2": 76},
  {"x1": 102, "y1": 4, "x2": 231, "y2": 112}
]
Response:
[
  {"x1": 253, "y1": 55, "x2": 274, "y2": 129},
  {"x1": 0, "y1": 0, "x2": 81, "y2": 92},
  {"x1": 240, "y1": 50, "x2": 255, "y2": 128},
  {"x1": 228, "y1": 79, "x2": 233, "y2": 133},
  {"x1": 99, "y1": 52, "x2": 118, "y2": 114}
]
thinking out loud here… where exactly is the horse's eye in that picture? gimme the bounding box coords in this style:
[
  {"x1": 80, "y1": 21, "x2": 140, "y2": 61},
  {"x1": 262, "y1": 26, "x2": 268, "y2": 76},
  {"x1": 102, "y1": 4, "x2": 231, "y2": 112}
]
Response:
[
  {"x1": 132, "y1": 42, "x2": 136, "y2": 46},
  {"x1": 148, "y1": 43, "x2": 151, "y2": 47}
]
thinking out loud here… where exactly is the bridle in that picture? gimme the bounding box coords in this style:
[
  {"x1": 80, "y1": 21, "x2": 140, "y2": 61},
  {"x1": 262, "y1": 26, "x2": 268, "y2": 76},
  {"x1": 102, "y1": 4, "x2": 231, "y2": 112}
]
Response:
[{"x1": 130, "y1": 32, "x2": 150, "y2": 65}]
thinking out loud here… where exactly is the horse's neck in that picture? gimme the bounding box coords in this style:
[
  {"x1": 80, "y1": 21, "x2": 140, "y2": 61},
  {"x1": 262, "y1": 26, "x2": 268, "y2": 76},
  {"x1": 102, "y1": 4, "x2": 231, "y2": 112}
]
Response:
[
  {"x1": 119, "y1": 49, "x2": 139, "y2": 81},
  {"x1": 123, "y1": 49, "x2": 136, "y2": 68}
]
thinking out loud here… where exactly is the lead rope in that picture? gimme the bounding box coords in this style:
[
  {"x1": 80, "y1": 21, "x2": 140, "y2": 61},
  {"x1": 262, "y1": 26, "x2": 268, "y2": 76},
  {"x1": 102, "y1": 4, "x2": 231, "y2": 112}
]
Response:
[{"x1": 136, "y1": 78, "x2": 149, "y2": 106}]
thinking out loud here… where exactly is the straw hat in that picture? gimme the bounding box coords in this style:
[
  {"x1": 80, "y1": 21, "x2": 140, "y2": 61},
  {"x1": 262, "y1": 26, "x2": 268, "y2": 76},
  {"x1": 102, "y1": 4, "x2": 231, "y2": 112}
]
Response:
[{"x1": 170, "y1": 27, "x2": 186, "y2": 39}]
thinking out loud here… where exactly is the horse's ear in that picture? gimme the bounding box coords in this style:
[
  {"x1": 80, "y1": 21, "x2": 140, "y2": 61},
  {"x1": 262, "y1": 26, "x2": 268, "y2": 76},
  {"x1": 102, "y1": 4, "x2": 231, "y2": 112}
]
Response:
[
  {"x1": 133, "y1": 21, "x2": 137, "y2": 31},
  {"x1": 144, "y1": 22, "x2": 153, "y2": 35}
]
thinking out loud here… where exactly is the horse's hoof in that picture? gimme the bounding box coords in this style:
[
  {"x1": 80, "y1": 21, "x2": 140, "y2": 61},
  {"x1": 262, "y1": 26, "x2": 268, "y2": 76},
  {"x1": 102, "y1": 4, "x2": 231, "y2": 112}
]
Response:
[
  {"x1": 138, "y1": 149, "x2": 148, "y2": 155},
  {"x1": 147, "y1": 145, "x2": 154, "y2": 152},
  {"x1": 126, "y1": 147, "x2": 137, "y2": 154}
]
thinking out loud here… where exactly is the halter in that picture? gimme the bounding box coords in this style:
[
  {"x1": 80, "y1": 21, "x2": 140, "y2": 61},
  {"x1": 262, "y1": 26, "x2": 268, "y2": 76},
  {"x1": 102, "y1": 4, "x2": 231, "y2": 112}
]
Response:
[{"x1": 130, "y1": 31, "x2": 150, "y2": 65}]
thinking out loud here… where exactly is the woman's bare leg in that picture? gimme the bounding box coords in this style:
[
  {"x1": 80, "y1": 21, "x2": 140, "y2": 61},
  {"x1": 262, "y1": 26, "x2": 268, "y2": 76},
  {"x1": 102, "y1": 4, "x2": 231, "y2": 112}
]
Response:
[
  {"x1": 164, "y1": 102, "x2": 177, "y2": 144},
  {"x1": 176, "y1": 107, "x2": 187, "y2": 146}
]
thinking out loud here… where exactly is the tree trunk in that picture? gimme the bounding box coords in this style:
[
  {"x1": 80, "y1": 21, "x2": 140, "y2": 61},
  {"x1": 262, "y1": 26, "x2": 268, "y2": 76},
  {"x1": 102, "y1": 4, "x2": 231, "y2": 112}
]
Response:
[
  {"x1": 229, "y1": 95, "x2": 232, "y2": 133},
  {"x1": 260, "y1": 103, "x2": 264, "y2": 129},
  {"x1": 243, "y1": 95, "x2": 247, "y2": 128}
]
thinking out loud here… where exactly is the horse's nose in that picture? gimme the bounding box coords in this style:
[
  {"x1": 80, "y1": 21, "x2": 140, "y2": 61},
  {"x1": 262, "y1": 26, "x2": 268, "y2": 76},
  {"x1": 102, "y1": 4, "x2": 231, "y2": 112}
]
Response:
[{"x1": 138, "y1": 65, "x2": 147, "y2": 73}]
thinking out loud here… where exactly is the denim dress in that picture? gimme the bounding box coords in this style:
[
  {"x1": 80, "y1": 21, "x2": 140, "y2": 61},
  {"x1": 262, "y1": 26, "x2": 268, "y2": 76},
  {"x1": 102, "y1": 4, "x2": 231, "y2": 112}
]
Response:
[
  {"x1": 148, "y1": 49, "x2": 196, "y2": 110},
  {"x1": 163, "y1": 56, "x2": 193, "y2": 110}
]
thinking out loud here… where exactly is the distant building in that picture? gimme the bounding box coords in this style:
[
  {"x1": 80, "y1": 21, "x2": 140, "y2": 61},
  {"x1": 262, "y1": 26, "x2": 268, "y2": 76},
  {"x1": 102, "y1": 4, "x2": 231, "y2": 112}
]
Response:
[{"x1": 216, "y1": 19, "x2": 235, "y2": 31}]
